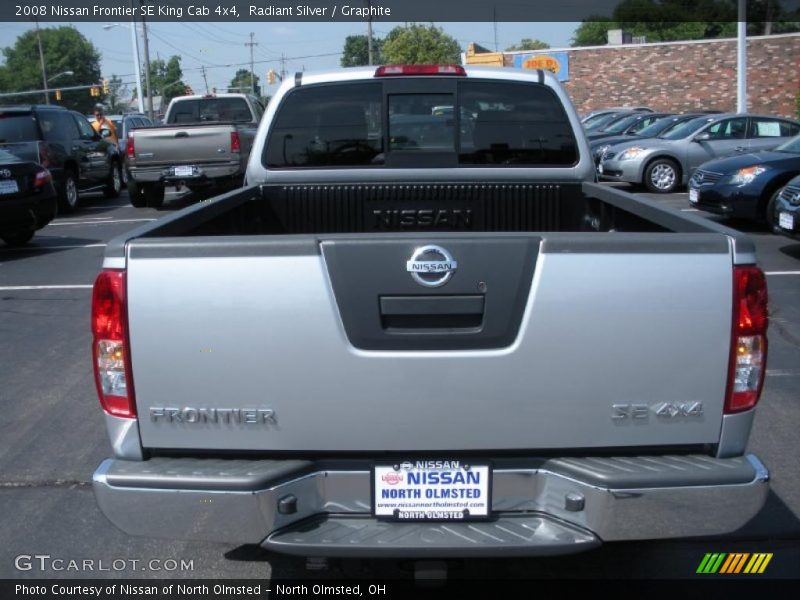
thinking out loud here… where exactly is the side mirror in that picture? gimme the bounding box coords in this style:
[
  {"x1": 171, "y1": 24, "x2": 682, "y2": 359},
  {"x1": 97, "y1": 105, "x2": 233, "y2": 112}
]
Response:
[{"x1": 694, "y1": 132, "x2": 711, "y2": 142}]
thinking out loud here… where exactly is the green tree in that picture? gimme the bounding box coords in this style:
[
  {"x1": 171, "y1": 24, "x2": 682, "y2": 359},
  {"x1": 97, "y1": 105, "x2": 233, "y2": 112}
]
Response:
[
  {"x1": 229, "y1": 68, "x2": 260, "y2": 95},
  {"x1": 381, "y1": 24, "x2": 461, "y2": 65},
  {"x1": 0, "y1": 26, "x2": 101, "y2": 112},
  {"x1": 571, "y1": 0, "x2": 799, "y2": 46},
  {"x1": 505, "y1": 38, "x2": 550, "y2": 51},
  {"x1": 340, "y1": 35, "x2": 384, "y2": 67},
  {"x1": 147, "y1": 55, "x2": 188, "y2": 104}
]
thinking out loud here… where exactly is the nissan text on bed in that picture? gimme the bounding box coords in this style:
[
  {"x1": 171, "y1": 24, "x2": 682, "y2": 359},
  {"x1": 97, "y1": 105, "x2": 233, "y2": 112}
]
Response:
[{"x1": 91, "y1": 65, "x2": 770, "y2": 561}]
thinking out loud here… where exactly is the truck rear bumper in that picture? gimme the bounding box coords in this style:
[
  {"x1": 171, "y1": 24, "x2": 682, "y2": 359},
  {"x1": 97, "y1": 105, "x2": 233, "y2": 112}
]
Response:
[
  {"x1": 93, "y1": 454, "x2": 768, "y2": 557},
  {"x1": 127, "y1": 162, "x2": 242, "y2": 184}
]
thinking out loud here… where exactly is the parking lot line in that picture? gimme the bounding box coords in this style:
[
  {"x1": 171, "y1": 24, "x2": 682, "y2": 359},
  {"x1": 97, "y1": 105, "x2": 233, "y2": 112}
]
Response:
[
  {"x1": 0, "y1": 285, "x2": 93, "y2": 290},
  {"x1": 681, "y1": 208, "x2": 701, "y2": 212},
  {"x1": 764, "y1": 271, "x2": 800, "y2": 276},
  {"x1": 49, "y1": 218, "x2": 156, "y2": 226}
]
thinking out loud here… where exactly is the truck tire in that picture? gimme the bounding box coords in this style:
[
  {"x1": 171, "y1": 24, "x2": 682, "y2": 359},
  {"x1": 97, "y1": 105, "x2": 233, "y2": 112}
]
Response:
[
  {"x1": 143, "y1": 184, "x2": 165, "y2": 209},
  {"x1": 104, "y1": 161, "x2": 122, "y2": 199},
  {"x1": 127, "y1": 179, "x2": 148, "y2": 208},
  {"x1": 58, "y1": 170, "x2": 80, "y2": 213},
  {"x1": 1, "y1": 229, "x2": 35, "y2": 247},
  {"x1": 644, "y1": 158, "x2": 680, "y2": 194}
]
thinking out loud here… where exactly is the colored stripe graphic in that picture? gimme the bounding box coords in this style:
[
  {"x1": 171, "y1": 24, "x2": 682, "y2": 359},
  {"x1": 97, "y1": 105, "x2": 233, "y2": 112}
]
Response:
[
  {"x1": 698, "y1": 552, "x2": 773, "y2": 574},
  {"x1": 697, "y1": 554, "x2": 714, "y2": 574},
  {"x1": 744, "y1": 554, "x2": 773, "y2": 574},
  {"x1": 758, "y1": 554, "x2": 773, "y2": 573},
  {"x1": 719, "y1": 554, "x2": 736, "y2": 574}
]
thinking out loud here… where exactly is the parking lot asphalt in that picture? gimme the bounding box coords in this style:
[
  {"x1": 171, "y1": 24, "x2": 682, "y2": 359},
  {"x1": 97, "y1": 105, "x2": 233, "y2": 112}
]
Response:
[{"x1": 0, "y1": 186, "x2": 798, "y2": 581}]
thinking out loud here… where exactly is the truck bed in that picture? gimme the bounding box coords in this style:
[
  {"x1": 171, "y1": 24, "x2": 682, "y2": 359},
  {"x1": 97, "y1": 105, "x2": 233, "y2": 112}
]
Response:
[{"x1": 106, "y1": 181, "x2": 753, "y2": 453}]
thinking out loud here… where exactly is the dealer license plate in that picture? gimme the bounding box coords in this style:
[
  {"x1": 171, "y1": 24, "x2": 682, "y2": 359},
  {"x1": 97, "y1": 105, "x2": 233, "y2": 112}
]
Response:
[
  {"x1": 689, "y1": 188, "x2": 699, "y2": 203},
  {"x1": 373, "y1": 460, "x2": 491, "y2": 521},
  {"x1": 779, "y1": 212, "x2": 794, "y2": 231},
  {"x1": 173, "y1": 165, "x2": 194, "y2": 177},
  {"x1": 0, "y1": 180, "x2": 19, "y2": 194}
]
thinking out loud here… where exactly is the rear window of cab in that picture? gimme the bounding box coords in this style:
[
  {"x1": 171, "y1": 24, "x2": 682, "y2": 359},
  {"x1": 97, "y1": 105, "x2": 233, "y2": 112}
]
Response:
[{"x1": 263, "y1": 80, "x2": 578, "y2": 168}]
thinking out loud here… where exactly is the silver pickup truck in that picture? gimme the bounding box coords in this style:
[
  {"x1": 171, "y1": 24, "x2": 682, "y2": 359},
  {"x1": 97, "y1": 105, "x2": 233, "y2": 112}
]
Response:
[
  {"x1": 92, "y1": 66, "x2": 769, "y2": 559},
  {"x1": 125, "y1": 93, "x2": 263, "y2": 208}
]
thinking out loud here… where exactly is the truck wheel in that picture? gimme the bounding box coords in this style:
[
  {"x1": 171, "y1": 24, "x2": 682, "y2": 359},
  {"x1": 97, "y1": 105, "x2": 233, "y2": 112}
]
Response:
[
  {"x1": 644, "y1": 158, "x2": 680, "y2": 194},
  {"x1": 58, "y1": 170, "x2": 80, "y2": 213},
  {"x1": 1, "y1": 230, "x2": 35, "y2": 247},
  {"x1": 143, "y1": 184, "x2": 165, "y2": 209},
  {"x1": 127, "y1": 179, "x2": 148, "y2": 208},
  {"x1": 104, "y1": 162, "x2": 122, "y2": 199}
]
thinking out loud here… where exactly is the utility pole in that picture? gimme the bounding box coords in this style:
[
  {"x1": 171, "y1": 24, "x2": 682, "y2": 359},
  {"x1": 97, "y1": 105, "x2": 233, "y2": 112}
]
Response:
[
  {"x1": 139, "y1": 1, "x2": 154, "y2": 119},
  {"x1": 280, "y1": 53, "x2": 286, "y2": 82},
  {"x1": 201, "y1": 66, "x2": 209, "y2": 94},
  {"x1": 493, "y1": 7, "x2": 498, "y2": 52},
  {"x1": 34, "y1": 19, "x2": 49, "y2": 104},
  {"x1": 737, "y1": 0, "x2": 747, "y2": 113},
  {"x1": 366, "y1": 0, "x2": 373, "y2": 65},
  {"x1": 129, "y1": 0, "x2": 144, "y2": 113},
  {"x1": 245, "y1": 32, "x2": 258, "y2": 95}
]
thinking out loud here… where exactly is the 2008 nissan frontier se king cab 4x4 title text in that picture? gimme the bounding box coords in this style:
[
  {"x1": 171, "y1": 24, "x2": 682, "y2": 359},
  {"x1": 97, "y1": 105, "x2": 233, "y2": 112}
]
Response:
[{"x1": 91, "y1": 65, "x2": 769, "y2": 557}]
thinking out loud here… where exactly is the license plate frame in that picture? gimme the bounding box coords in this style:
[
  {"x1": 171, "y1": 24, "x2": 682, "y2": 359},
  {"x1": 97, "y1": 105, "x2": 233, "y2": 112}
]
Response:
[
  {"x1": 779, "y1": 211, "x2": 794, "y2": 231},
  {"x1": 372, "y1": 460, "x2": 492, "y2": 522},
  {"x1": 0, "y1": 179, "x2": 19, "y2": 195},
  {"x1": 173, "y1": 165, "x2": 195, "y2": 177}
]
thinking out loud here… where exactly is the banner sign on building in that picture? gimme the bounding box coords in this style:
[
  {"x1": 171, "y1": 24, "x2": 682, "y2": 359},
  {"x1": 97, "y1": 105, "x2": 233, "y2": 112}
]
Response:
[{"x1": 513, "y1": 52, "x2": 570, "y2": 81}]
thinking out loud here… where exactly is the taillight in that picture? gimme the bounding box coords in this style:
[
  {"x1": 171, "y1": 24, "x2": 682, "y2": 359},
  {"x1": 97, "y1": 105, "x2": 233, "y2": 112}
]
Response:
[
  {"x1": 91, "y1": 270, "x2": 136, "y2": 418},
  {"x1": 374, "y1": 64, "x2": 467, "y2": 77},
  {"x1": 33, "y1": 168, "x2": 52, "y2": 188},
  {"x1": 38, "y1": 141, "x2": 50, "y2": 168},
  {"x1": 725, "y1": 266, "x2": 768, "y2": 413},
  {"x1": 127, "y1": 133, "x2": 135, "y2": 158},
  {"x1": 230, "y1": 131, "x2": 241, "y2": 153}
]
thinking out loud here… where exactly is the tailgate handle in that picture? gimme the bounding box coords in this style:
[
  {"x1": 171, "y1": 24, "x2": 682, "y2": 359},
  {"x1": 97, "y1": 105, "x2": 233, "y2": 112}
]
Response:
[
  {"x1": 174, "y1": 131, "x2": 189, "y2": 138},
  {"x1": 379, "y1": 295, "x2": 484, "y2": 331}
]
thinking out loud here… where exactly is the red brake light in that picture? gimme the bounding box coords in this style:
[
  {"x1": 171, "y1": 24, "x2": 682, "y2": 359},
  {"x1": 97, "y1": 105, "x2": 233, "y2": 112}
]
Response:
[
  {"x1": 33, "y1": 168, "x2": 52, "y2": 188},
  {"x1": 230, "y1": 131, "x2": 241, "y2": 153},
  {"x1": 92, "y1": 270, "x2": 136, "y2": 418},
  {"x1": 725, "y1": 266, "x2": 768, "y2": 414},
  {"x1": 375, "y1": 64, "x2": 467, "y2": 77},
  {"x1": 127, "y1": 133, "x2": 135, "y2": 158}
]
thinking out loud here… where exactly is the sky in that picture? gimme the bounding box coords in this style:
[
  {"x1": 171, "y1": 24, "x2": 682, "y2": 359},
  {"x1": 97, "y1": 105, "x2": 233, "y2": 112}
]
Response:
[{"x1": 0, "y1": 21, "x2": 578, "y2": 98}]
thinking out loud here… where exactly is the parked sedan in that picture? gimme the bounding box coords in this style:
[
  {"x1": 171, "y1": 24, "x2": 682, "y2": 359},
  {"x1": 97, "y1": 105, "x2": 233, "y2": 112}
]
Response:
[
  {"x1": 0, "y1": 148, "x2": 57, "y2": 246},
  {"x1": 773, "y1": 176, "x2": 800, "y2": 241},
  {"x1": 580, "y1": 106, "x2": 652, "y2": 124},
  {"x1": 591, "y1": 114, "x2": 701, "y2": 166},
  {"x1": 688, "y1": 134, "x2": 800, "y2": 224},
  {"x1": 599, "y1": 113, "x2": 800, "y2": 193},
  {"x1": 587, "y1": 112, "x2": 672, "y2": 143}
]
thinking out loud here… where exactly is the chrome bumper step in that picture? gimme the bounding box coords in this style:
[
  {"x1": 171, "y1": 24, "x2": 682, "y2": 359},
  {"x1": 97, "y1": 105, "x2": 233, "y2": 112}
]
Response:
[{"x1": 263, "y1": 515, "x2": 600, "y2": 558}]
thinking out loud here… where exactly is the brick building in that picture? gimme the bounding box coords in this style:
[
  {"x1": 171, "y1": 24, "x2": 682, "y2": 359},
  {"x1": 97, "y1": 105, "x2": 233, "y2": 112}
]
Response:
[{"x1": 466, "y1": 33, "x2": 800, "y2": 119}]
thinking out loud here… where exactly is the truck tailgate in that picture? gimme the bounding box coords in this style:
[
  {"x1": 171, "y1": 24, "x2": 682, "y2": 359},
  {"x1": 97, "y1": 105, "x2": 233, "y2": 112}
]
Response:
[
  {"x1": 126, "y1": 233, "x2": 734, "y2": 452},
  {"x1": 131, "y1": 125, "x2": 236, "y2": 166}
]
